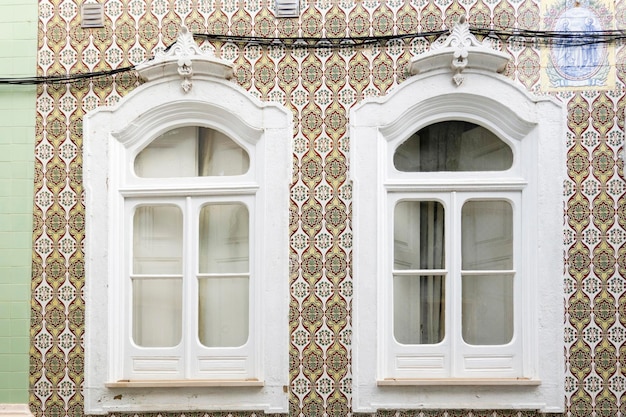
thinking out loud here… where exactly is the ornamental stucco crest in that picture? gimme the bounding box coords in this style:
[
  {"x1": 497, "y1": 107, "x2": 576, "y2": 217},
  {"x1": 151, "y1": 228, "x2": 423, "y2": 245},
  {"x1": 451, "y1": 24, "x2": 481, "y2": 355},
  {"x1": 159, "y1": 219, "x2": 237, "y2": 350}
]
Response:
[
  {"x1": 153, "y1": 26, "x2": 204, "y2": 92},
  {"x1": 431, "y1": 16, "x2": 488, "y2": 85},
  {"x1": 410, "y1": 16, "x2": 510, "y2": 86},
  {"x1": 135, "y1": 26, "x2": 234, "y2": 91}
]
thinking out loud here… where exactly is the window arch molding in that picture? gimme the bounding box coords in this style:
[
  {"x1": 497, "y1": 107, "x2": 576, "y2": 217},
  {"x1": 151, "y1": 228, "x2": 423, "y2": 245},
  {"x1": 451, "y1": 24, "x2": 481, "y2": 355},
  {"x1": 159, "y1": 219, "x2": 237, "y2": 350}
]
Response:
[
  {"x1": 350, "y1": 26, "x2": 564, "y2": 413},
  {"x1": 378, "y1": 88, "x2": 537, "y2": 146},
  {"x1": 108, "y1": 99, "x2": 268, "y2": 188},
  {"x1": 84, "y1": 28, "x2": 291, "y2": 415},
  {"x1": 111, "y1": 99, "x2": 265, "y2": 150}
]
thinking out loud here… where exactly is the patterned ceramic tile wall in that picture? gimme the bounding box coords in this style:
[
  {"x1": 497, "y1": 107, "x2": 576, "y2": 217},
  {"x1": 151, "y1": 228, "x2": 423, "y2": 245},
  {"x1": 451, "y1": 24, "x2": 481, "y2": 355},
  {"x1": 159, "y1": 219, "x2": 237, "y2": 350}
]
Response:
[{"x1": 30, "y1": 0, "x2": 626, "y2": 416}]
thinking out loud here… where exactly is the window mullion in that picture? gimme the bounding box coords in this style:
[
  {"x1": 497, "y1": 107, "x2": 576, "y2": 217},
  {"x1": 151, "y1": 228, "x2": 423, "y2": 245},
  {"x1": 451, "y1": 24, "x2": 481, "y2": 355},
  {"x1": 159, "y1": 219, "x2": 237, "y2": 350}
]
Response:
[
  {"x1": 449, "y1": 191, "x2": 460, "y2": 377},
  {"x1": 184, "y1": 196, "x2": 195, "y2": 379}
]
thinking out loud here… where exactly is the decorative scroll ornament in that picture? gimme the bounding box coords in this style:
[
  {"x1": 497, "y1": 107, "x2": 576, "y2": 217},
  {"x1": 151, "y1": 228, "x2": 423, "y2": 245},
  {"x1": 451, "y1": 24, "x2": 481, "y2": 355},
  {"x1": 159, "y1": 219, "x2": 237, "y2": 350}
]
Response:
[
  {"x1": 155, "y1": 26, "x2": 203, "y2": 92},
  {"x1": 409, "y1": 16, "x2": 510, "y2": 86},
  {"x1": 178, "y1": 56, "x2": 193, "y2": 93},
  {"x1": 135, "y1": 26, "x2": 234, "y2": 91}
]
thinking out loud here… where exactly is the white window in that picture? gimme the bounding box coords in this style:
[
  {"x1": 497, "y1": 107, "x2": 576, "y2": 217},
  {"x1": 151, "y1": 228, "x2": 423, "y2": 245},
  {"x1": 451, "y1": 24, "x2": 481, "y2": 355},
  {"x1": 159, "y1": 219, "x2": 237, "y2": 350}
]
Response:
[
  {"x1": 83, "y1": 29, "x2": 291, "y2": 414},
  {"x1": 121, "y1": 127, "x2": 257, "y2": 381},
  {"x1": 350, "y1": 19, "x2": 564, "y2": 413},
  {"x1": 386, "y1": 121, "x2": 523, "y2": 380}
]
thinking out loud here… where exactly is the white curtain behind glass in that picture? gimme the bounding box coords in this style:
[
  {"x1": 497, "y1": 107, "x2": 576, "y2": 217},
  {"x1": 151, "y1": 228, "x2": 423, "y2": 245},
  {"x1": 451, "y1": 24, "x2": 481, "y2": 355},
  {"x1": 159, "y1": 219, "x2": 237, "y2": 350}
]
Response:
[
  {"x1": 392, "y1": 121, "x2": 516, "y2": 347},
  {"x1": 134, "y1": 127, "x2": 250, "y2": 177},
  {"x1": 132, "y1": 205, "x2": 183, "y2": 347},
  {"x1": 198, "y1": 204, "x2": 249, "y2": 347},
  {"x1": 394, "y1": 201, "x2": 445, "y2": 345},
  {"x1": 393, "y1": 121, "x2": 513, "y2": 172},
  {"x1": 132, "y1": 126, "x2": 251, "y2": 349},
  {"x1": 461, "y1": 200, "x2": 514, "y2": 345}
]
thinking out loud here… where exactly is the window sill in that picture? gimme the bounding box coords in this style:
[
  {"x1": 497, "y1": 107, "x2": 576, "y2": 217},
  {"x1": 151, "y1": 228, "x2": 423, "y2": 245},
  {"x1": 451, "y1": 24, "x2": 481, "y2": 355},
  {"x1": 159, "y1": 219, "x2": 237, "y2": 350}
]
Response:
[
  {"x1": 0, "y1": 404, "x2": 35, "y2": 417},
  {"x1": 378, "y1": 378, "x2": 541, "y2": 386},
  {"x1": 105, "y1": 379, "x2": 264, "y2": 388}
]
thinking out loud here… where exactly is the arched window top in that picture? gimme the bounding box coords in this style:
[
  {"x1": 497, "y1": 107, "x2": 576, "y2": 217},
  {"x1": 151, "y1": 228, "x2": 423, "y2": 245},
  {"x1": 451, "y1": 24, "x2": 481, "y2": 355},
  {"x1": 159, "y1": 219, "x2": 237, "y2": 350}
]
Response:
[
  {"x1": 393, "y1": 121, "x2": 513, "y2": 172},
  {"x1": 134, "y1": 126, "x2": 250, "y2": 178}
]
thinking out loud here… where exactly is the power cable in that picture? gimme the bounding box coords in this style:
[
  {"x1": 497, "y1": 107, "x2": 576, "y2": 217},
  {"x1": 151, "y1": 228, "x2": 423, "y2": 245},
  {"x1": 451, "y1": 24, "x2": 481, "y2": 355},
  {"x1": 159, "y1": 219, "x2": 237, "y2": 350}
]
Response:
[{"x1": 1, "y1": 26, "x2": 624, "y2": 85}]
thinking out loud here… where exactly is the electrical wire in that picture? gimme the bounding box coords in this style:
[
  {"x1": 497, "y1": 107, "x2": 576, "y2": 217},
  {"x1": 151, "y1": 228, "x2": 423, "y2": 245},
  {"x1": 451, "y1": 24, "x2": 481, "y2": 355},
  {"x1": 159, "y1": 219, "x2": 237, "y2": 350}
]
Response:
[
  {"x1": 194, "y1": 28, "x2": 626, "y2": 48},
  {"x1": 0, "y1": 66, "x2": 135, "y2": 85},
  {"x1": 1, "y1": 26, "x2": 624, "y2": 85},
  {"x1": 190, "y1": 30, "x2": 448, "y2": 47}
]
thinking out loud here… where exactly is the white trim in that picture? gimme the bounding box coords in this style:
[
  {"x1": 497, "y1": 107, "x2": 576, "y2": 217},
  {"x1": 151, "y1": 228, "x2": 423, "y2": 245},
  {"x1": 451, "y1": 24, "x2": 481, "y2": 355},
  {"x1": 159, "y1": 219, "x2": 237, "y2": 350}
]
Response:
[
  {"x1": 111, "y1": 100, "x2": 264, "y2": 149},
  {"x1": 384, "y1": 179, "x2": 527, "y2": 192},
  {"x1": 0, "y1": 405, "x2": 34, "y2": 417},
  {"x1": 118, "y1": 184, "x2": 260, "y2": 197},
  {"x1": 351, "y1": 64, "x2": 564, "y2": 412},
  {"x1": 105, "y1": 379, "x2": 264, "y2": 387},
  {"x1": 84, "y1": 71, "x2": 292, "y2": 414},
  {"x1": 377, "y1": 378, "x2": 541, "y2": 386}
]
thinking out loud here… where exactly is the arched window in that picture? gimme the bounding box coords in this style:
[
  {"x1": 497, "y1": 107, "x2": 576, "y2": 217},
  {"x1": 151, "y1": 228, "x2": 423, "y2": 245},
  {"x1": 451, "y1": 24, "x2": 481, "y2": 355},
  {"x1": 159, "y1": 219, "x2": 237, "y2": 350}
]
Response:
[
  {"x1": 135, "y1": 127, "x2": 250, "y2": 178},
  {"x1": 391, "y1": 122, "x2": 517, "y2": 351},
  {"x1": 83, "y1": 28, "x2": 291, "y2": 414},
  {"x1": 350, "y1": 18, "x2": 564, "y2": 413},
  {"x1": 394, "y1": 121, "x2": 513, "y2": 172}
]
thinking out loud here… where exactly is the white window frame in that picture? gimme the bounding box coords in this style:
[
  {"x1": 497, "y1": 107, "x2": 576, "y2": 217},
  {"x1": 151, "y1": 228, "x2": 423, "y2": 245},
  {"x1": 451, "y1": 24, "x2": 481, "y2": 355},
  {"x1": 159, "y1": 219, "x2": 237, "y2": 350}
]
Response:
[
  {"x1": 122, "y1": 194, "x2": 256, "y2": 381},
  {"x1": 351, "y1": 68, "x2": 564, "y2": 412},
  {"x1": 83, "y1": 66, "x2": 291, "y2": 413},
  {"x1": 386, "y1": 190, "x2": 523, "y2": 380}
]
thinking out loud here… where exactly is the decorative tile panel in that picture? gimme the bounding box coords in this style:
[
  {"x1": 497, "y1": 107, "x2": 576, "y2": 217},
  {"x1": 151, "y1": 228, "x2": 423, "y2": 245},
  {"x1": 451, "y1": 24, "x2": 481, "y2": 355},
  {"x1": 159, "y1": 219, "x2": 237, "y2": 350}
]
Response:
[{"x1": 31, "y1": 0, "x2": 626, "y2": 416}]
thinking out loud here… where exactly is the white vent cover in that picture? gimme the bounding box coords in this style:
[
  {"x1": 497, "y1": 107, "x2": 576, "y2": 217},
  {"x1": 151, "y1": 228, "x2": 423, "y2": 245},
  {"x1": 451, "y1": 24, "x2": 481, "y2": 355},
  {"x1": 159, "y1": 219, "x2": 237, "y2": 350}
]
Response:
[
  {"x1": 81, "y1": 3, "x2": 104, "y2": 28},
  {"x1": 276, "y1": 0, "x2": 299, "y2": 17}
]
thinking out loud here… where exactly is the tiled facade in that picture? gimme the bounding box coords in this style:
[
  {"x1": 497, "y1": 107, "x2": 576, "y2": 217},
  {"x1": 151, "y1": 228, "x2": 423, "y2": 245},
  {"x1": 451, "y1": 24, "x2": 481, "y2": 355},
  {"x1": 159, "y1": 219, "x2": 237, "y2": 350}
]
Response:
[
  {"x1": 29, "y1": 0, "x2": 625, "y2": 417},
  {"x1": 0, "y1": 0, "x2": 37, "y2": 406}
]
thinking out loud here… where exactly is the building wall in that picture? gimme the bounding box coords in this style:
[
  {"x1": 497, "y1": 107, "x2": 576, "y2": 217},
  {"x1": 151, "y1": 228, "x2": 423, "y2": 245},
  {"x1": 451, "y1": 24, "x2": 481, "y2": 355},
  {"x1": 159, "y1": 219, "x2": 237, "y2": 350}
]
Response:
[
  {"x1": 0, "y1": 0, "x2": 37, "y2": 407},
  {"x1": 31, "y1": 0, "x2": 625, "y2": 416}
]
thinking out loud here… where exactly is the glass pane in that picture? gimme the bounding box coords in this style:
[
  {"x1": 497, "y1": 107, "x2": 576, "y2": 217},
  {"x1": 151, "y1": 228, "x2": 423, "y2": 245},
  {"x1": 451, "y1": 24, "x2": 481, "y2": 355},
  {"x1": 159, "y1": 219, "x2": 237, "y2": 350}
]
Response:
[
  {"x1": 133, "y1": 278, "x2": 182, "y2": 347},
  {"x1": 462, "y1": 274, "x2": 514, "y2": 345},
  {"x1": 462, "y1": 200, "x2": 513, "y2": 270},
  {"x1": 197, "y1": 128, "x2": 250, "y2": 176},
  {"x1": 394, "y1": 121, "x2": 513, "y2": 172},
  {"x1": 199, "y1": 204, "x2": 249, "y2": 274},
  {"x1": 394, "y1": 201, "x2": 445, "y2": 270},
  {"x1": 394, "y1": 275, "x2": 445, "y2": 344},
  {"x1": 134, "y1": 127, "x2": 250, "y2": 177},
  {"x1": 133, "y1": 205, "x2": 183, "y2": 275},
  {"x1": 198, "y1": 276, "x2": 249, "y2": 347}
]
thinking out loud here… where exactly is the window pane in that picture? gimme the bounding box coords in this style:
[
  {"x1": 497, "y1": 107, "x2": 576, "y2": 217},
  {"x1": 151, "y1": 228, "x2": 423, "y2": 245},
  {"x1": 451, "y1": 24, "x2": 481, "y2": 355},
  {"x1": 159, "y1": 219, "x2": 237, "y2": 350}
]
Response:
[
  {"x1": 199, "y1": 204, "x2": 249, "y2": 274},
  {"x1": 197, "y1": 128, "x2": 250, "y2": 176},
  {"x1": 394, "y1": 275, "x2": 445, "y2": 344},
  {"x1": 394, "y1": 121, "x2": 513, "y2": 172},
  {"x1": 461, "y1": 200, "x2": 513, "y2": 270},
  {"x1": 134, "y1": 126, "x2": 250, "y2": 177},
  {"x1": 133, "y1": 205, "x2": 183, "y2": 275},
  {"x1": 394, "y1": 201, "x2": 444, "y2": 270},
  {"x1": 198, "y1": 277, "x2": 249, "y2": 347},
  {"x1": 462, "y1": 274, "x2": 513, "y2": 345},
  {"x1": 133, "y1": 278, "x2": 182, "y2": 347}
]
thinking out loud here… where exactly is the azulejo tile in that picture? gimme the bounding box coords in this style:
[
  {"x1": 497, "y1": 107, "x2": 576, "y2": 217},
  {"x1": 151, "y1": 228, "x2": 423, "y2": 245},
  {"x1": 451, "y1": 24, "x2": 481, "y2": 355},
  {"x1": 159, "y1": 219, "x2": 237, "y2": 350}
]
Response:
[{"x1": 30, "y1": 1, "x2": 626, "y2": 417}]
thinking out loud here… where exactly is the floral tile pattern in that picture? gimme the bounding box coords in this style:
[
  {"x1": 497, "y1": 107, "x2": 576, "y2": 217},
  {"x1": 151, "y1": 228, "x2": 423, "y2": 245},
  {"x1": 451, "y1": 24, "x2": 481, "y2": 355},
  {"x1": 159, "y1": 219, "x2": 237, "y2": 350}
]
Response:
[{"x1": 30, "y1": 0, "x2": 626, "y2": 416}]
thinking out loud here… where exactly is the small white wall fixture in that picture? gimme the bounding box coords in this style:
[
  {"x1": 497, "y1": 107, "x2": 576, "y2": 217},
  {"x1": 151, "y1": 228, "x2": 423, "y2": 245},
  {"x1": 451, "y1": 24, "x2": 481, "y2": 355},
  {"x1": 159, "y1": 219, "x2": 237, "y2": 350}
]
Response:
[
  {"x1": 83, "y1": 27, "x2": 292, "y2": 414},
  {"x1": 350, "y1": 18, "x2": 565, "y2": 413}
]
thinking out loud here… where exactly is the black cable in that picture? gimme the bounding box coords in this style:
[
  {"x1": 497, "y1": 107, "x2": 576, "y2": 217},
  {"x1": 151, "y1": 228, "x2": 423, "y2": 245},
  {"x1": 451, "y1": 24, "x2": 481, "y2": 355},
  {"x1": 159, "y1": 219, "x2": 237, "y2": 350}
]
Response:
[
  {"x1": 190, "y1": 30, "x2": 448, "y2": 47},
  {"x1": 1, "y1": 26, "x2": 624, "y2": 85},
  {"x1": 472, "y1": 27, "x2": 626, "y2": 47},
  {"x1": 0, "y1": 66, "x2": 135, "y2": 85}
]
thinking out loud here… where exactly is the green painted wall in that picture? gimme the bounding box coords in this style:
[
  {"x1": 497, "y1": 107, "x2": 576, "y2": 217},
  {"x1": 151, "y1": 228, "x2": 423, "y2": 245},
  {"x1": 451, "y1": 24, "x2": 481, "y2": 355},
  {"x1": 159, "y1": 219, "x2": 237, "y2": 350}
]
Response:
[{"x1": 0, "y1": 0, "x2": 38, "y2": 404}]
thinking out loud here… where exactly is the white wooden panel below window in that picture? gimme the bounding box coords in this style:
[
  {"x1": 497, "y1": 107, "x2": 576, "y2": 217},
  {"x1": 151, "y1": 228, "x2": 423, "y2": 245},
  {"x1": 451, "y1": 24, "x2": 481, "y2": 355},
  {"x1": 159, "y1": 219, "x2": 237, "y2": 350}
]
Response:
[
  {"x1": 462, "y1": 355, "x2": 515, "y2": 370},
  {"x1": 395, "y1": 355, "x2": 445, "y2": 370},
  {"x1": 197, "y1": 356, "x2": 249, "y2": 373},
  {"x1": 132, "y1": 357, "x2": 181, "y2": 373}
]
